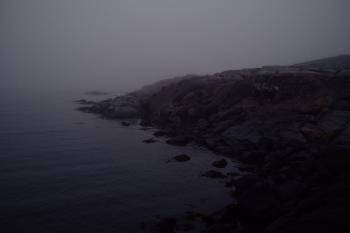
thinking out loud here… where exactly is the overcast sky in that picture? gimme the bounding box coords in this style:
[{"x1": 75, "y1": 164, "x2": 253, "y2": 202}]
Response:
[{"x1": 1, "y1": 0, "x2": 350, "y2": 93}]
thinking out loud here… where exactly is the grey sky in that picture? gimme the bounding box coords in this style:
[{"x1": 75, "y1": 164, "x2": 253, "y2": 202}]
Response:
[{"x1": 1, "y1": 0, "x2": 350, "y2": 93}]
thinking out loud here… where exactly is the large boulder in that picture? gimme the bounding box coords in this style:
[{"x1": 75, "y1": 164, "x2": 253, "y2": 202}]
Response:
[{"x1": 222, "y1": 121, "x2": 263, "y2": 144}]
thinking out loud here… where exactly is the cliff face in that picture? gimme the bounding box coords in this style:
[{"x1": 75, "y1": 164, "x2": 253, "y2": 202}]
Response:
[
  {"x1": 140, "y1": 64, "x2": 350, "y2": 147},
  {"x1": 78, "y1": 55, "x2": 350, "y2": 233}
]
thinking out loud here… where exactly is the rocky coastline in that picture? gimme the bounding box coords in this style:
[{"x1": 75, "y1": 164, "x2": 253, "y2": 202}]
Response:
[{"x1": 77, "y1": 55, "x2": 350, "y2": 233}]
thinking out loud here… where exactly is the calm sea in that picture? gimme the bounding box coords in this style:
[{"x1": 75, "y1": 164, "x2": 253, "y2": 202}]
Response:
[{"x1": 0, "y1": 89, "x2": 235, "y2": 233}]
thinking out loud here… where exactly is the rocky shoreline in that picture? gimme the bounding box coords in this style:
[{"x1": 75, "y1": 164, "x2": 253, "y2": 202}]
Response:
[{"x1": 77, "y1": 55, "x2": 350, "y2": 233}]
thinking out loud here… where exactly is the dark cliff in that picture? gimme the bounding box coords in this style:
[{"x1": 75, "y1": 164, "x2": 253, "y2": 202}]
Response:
[{"x1": 78, "y1": 55, "x2": 350, "y2": 233}]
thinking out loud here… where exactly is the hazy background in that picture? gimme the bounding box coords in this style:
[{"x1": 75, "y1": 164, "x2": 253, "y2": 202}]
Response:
[{"x1": 1, "y1": 0, "x2": 350, "y2": 94}]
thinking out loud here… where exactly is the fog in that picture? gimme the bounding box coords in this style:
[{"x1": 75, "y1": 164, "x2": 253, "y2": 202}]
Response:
[{"x1": 1, "y1": 0, "x2": 350, "y2": 93}]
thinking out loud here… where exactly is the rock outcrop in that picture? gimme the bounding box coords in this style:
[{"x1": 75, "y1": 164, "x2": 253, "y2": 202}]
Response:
[
  {"x1": 78, "y1": 95, "x2": 139, "y2": 119},
  {"x1": 78, "y1": 55, "x2": 350, "y2": 233}
]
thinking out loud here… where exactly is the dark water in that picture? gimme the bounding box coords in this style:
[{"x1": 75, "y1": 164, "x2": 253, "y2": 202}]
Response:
[{"x1": 0, "y1": 89, "x2": 236, "y2": 233}]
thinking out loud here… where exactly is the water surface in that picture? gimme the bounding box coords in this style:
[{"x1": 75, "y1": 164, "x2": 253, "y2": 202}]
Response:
[{"x1": 0, "y1": 90, "x2": 236, "y2": 233}]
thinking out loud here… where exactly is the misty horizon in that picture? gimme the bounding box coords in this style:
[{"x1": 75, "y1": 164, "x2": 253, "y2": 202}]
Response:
[{"x1": 1, "y1": 0, "x2": 350, "y2": 93}]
